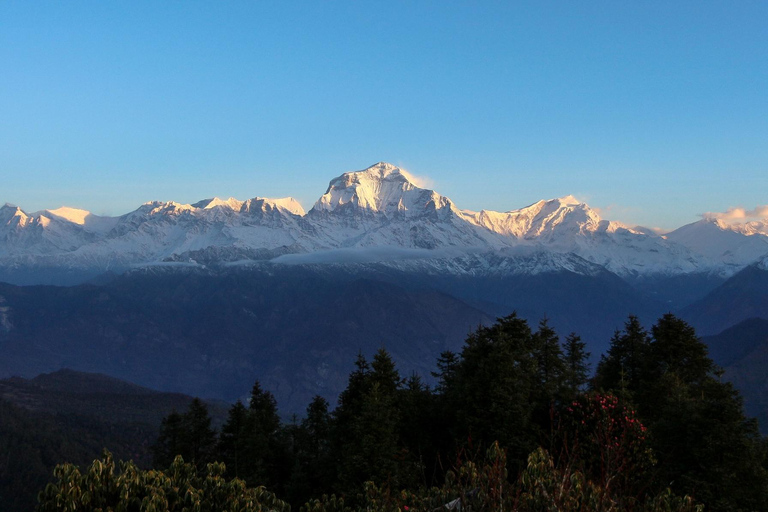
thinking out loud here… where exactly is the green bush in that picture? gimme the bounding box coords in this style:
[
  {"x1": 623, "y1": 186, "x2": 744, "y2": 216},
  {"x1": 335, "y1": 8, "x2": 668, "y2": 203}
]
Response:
[{"x1": 37, "y1": 450, "x2": 289, "y2": 512}]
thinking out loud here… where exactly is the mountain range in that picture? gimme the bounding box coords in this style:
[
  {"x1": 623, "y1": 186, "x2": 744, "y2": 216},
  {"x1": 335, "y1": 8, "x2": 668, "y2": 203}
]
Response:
[
  {"x1": 1, "y1": 162, "x2": 767, "y2": 422},
  {"x1": 3, "y1": 162, "x2": 767, "y2": 286}
]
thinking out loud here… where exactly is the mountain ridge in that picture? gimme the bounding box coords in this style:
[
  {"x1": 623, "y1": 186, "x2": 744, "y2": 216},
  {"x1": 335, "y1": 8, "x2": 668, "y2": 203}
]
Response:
[{"x1": 2, "y1": 162, "x2": 767, "y2": 284}]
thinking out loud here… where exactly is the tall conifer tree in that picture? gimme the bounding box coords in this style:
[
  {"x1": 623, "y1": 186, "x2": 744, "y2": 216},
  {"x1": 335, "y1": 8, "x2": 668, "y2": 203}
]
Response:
[
  {"x1": 153, "y1": 409, "x2": 184, "y2": 469},
  {"x1": 218, "y1": 400, "x2": 248, "y2": 478},
  {"x1": 448, "y1": 313, "x2": 538, "y2": 467},
  {"x1": 183, "y1": 398, "x2": 218, "y2": 470},
  {"x1": 532, "y1": 318, "x2": 567, "y2": 405},
  {"x1": 594, "y1": 315, "x2": 651, "y2": 401},
  {"x1": 563, "y1": 332, "x2": 590, "y2": 397}
]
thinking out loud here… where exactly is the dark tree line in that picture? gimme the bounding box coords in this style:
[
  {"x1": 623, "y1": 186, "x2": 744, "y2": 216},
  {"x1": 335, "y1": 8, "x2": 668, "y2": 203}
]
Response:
[
  {"x1": 152, "y1": 313, "x2": 768, "y2": 512},
  {"x1": 593, "y1": 314, "x2": 768, "y2": 511}
]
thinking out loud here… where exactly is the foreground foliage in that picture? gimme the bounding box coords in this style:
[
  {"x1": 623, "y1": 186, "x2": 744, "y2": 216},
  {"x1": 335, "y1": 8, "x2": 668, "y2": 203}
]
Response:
[
  {"x1": 304, "y1": 443, "x2": 701, "y2": 512},
  {"x1": 39, "y1": 444, "x2": 700, "y2": 512},
  {"x1": 37, "y1": 451, "x2": 289, "y2": 512}
]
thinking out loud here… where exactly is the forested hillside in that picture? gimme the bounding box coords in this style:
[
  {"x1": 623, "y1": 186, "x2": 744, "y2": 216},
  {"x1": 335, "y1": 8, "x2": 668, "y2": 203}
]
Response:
[{"x1": 0, "y1": 372, "x2": 228, "y2": 511}]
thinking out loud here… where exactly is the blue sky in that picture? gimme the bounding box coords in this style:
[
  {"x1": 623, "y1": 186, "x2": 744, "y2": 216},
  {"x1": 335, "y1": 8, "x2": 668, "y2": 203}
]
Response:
[{"x1": 1, "y1": 1, "x2": 766, "y2": 230}]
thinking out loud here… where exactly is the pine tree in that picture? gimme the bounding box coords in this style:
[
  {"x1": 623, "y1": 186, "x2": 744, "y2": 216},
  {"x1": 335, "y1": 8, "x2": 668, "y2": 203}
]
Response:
[
  {"x1": 334, "y1": 352, "x2": 371, "y2": 428},
  {"x1": 650, "y1": 313, "x2": 713, "y2": 384},
  {"x1": 153, "y1": 409, "x2": 184, "y2": 469},
  {"x1": 431, "y1": 350, "x2": 459, "y2": 394},
  {"x1": 370, "y1": 347, "x2": 403, "y2": 396},
  {"x1": 303, "y1": 395, "x2": 332, "y2": 455},
  {"x1": 643, "y1": 314, "x2": 768, "y2": 511},
  {"x1": 563, "y1": 332, "x2": 590, "y2": 397},
  {"x1": 183, "y1": 398, "x2": 217, "y2": 471},
  {"x1": 242, "y1": 380, "x2": 284, "y2": 489},
  {"x1": 288, "y1": 395, "x2": 333, "y2": 507},
  {"x1": 398, "y1": 373, "x2": 436, "y2": 488},
  {"x1": 335, "y1": 349, "x2": 403, "y2": 497},
  {"x1": 448, "y1": 313, "x2": 539, "y2": 467},
  {"x1": 153, "y1": 399, "x2": 217, "y2": 471},
  {"x1": 249, "y1": 381, "x2": 281, "y2": 436},
  {"x1": 532, "y1": 318, "x2": 567, "y2": 405},
  {"x1": 430, "y1": 350, "x2": 464, "y2": 480},
  {"x1": 594, "y1": 315, "x2": 651, "y2": 401},
  {"x1": 353, "y1": 381, "x2": 400, "y2": 486},
  {"x1": 218, "y1": 400, "x2": 248, "y2": 478},
  {"x1": 593, "y1": 314, "x2": 768, "y2": 511}
]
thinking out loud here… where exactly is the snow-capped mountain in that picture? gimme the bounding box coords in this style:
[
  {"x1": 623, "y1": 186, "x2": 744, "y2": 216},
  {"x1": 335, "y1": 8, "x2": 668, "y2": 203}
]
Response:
[
  {"x1": 1, "y1": 162, "x2": 765, "y2": 283},
  {"x1": 456, "y1": 195, "x2": 702, "y2": 276},
  {"x1": 665, "y1": 217, "x2": 768, "y2": 271},
  {"x1": 313, "y1": 163, "x2": 448, "y2": 216},
  {"x1": 306, "y1": 163, "x2": 506, "y2": 251}
]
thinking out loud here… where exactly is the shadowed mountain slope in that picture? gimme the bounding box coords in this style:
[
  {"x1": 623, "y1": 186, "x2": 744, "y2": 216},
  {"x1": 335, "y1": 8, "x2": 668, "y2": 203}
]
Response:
[
  {"x1": 681, "y1": 263, "x2": 768, "y2": 335},
  {"x1": 702, "y1": 318, "x2": 768, "y2": 433},
  {"x1": 0, "y1": 259, "x2": 667, "y2": 412}
]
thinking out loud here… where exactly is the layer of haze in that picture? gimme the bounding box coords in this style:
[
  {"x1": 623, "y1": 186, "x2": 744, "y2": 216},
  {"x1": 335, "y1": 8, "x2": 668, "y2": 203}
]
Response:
[{"x1": 1, "y1": 1, "x2": 766, "y2": 230}]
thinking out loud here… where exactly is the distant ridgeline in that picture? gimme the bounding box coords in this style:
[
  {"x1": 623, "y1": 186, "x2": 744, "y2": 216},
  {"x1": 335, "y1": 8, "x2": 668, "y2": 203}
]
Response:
[{"x1": 20, "y1": 314, "x2": 768, "y2": 512}]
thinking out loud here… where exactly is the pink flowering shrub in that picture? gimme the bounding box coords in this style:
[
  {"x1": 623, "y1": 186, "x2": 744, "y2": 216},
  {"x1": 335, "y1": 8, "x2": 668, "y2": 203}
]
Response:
[{"x1": 557, "y1": 393, "x2": 656, "y2": 499}]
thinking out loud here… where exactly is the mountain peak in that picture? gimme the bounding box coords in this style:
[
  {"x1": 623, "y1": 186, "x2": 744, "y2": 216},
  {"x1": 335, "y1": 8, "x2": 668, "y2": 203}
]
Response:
[
  {"x1": 46, "y1": 206, "x2": 92, "y2": 225},
  {"x1": 268, "y1": 197, "x2": 306, "y2": 216},
  {"x1": 364, "y1": 161, "x2": 402, "y2": 174},
  {"x1": 699, "y1": 216, "x2": 729, "y2": 229},
  {"x1": 554, "y1": 195, "x2": 581, "y2": 206},
  {"x1": 0, "y1": 203, "x2": 28, "y2": 225},
  {"x1": 342, "y1": 162, "x2": 417, "y2": 187},
  {"x1": 192, "y1": 197, "x2": 244, "y2": 210},
  {"x1": 312, "y1": 162, "x2": 444, "y2": 215},
  {"x1": 242, "y1": 197, "x2": 306, "y2": 216}
]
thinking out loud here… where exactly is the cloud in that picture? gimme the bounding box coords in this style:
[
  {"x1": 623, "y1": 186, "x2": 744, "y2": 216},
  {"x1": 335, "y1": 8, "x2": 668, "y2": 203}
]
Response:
[
  {"x1": 702, "y1": 205, "x2": 768, "y2": 223},
  {"x1": 398, "y1": 167, "x2": 435, "y2": 189},
  {"x1": 271, "y1": 246, "x2": 465, "y2": 265},
  {"x1": 592, "y1": 203, "x2": 641, "y2": 224}
]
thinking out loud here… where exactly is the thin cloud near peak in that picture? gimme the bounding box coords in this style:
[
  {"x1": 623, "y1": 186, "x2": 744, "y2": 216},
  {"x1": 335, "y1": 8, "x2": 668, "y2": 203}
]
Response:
[{"x1": 702, "y1": 205, "x2": 768, "y2": 223}]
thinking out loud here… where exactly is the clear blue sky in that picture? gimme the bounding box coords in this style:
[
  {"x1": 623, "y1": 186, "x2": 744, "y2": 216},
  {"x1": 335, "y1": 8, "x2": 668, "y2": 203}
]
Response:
[{"x1": 1, "y1": 1, "x2": 766, "y2": 230}]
